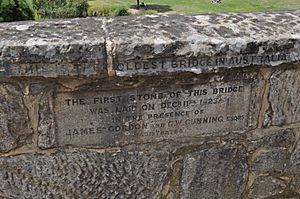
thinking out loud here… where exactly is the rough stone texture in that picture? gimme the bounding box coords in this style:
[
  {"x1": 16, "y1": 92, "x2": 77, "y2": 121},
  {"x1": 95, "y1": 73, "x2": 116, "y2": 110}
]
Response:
[
  {"x1": 288, "y1": 135, "x2": 300, "y2": 175},
  {"x1": 277, "y1": 198, "x2": 300, "y2": 199},
  {"x1": 269, "y1": 69, "x2": 300, "y2": 126},
  {"x1": 38, "y1": 89, "x2": 56, "y2": 149},
  {"x1": 291, "y1": 176, "x2": 300, "y2": 194},
  {"x1": 247, "y1": 128, "x2": 296, "y2": 152},
  {"x1": 0, "y1": 11, "x2": 299, "y2": 77},
  {"x1": 248, "y1": 72, "x2": 265, "y2": 129},
  {"x1": 0, "y1": 18, "x2": 107, "y2": 77},
  {"x1": 0, "y1": 10, "x2": 299, "y2": 199},
  {"x1": 181, "y1": 145, "x2": 248, "y2": 199},
  {"x1": 251, "y1": 149, "x2": 289, "y2": 174},
  {"x1": 249, "y1": 176, "x2": 286, "y2": 199},
  {"x1": 107, "y1": 11, "x2": 300, "y2": 77},
  {"x1": 0, "y1": 83, "x2": 32, "y2": 153},
  {"x1": 276, "y1": 197, "x2": 300, "y2": 199},
  {"x1": 0, "y1": 151, "x2": 169, "y2": 199}
]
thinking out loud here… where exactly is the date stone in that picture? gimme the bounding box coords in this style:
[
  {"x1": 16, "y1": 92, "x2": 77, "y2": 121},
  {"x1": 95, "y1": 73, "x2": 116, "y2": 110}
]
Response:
[{"x1": 52, "y1": 81, "x2": 251, "y2": 148}]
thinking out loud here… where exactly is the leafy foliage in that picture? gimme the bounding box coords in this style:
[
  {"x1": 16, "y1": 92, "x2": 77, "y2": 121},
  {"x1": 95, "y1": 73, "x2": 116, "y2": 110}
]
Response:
[
  {"x1": 87, "y1": 5, "x2": 128, "y2": 17},
  {"x1": 32, "y1": 0, "x2": 88, "y2": 19},
  {"x1": 0, "y1": 0, "x2": 35, "y2": 22}
]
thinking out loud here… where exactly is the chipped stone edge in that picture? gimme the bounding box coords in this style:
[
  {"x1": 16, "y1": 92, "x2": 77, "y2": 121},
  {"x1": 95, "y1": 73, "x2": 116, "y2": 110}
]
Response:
[{"x1": 0, "y1": 11, "x2": 300, "y2": 78}]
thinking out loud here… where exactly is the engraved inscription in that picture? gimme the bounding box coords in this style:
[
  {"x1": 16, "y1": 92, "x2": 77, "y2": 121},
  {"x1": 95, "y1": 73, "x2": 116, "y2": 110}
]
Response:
[
  {"x1": 0, "y1": 62, "x2": 104, "y2": 77},
  {"x1": 9, "y1": 63, "x2": 103, "y2": 77},
  {"x1": 55, "y1": 81, "x2": 251, "y2": 147},
  {"x1": 114, "y1": 53, "x2": 289, "y2": 75}
]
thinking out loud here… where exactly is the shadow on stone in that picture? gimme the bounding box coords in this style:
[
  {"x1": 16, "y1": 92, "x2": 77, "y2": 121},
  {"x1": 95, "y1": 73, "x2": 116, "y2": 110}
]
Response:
[{"x1": 129, "y1": 4, "x2": 173, "y2": 13}]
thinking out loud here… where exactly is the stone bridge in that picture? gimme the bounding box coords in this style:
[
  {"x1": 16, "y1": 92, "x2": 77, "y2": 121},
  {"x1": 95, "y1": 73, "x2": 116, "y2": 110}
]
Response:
[{"x1": 0, "y1": 10, "x2": 299, "y2": 199}]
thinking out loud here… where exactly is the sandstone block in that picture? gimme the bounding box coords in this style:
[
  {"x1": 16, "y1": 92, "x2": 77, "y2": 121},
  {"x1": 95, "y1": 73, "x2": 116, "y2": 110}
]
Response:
[
  {"x1": 0, "y1": 151, "x2": 168, "y2": 199},
  {"x1": 269, "y1": 69, "x2": 300, "y2": 126},
  {"x1": 247, "y1": 128, "x2": 296, "y2": 152},
  {"x1": 0, "y1": 83, "x2": 32, "y2": 153},
  {"x1": 251, "y1": 149, "x2": 288, "y2": 174},
  {"x1": 249, "y1": 176, "x2": 286, "y2": 199},
  {"x1": 180, "y1": 145, "x2": 248, "y2": 199},
  {"x1": 0, "y1": 18, "x2": 107, "y2": 77}
]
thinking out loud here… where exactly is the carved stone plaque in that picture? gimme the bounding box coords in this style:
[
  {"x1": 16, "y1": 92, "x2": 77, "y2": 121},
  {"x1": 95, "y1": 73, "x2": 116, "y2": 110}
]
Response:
[{"x1": 55, "y1": 81, "x2": 251, "y2": 147}]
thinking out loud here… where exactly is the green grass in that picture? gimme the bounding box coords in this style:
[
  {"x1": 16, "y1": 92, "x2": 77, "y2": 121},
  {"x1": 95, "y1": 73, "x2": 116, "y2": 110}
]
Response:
[{"x1": 88, "y1": 0, "x2": 300, "y2": 16}]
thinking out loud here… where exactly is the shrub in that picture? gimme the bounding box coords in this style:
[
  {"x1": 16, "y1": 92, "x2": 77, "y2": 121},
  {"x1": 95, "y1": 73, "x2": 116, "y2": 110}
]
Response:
[
  {"x1": 0, "y1": 0, "x2": 35, "y2": 22},
  {"x1": 32, "y1": 0, "x2": 88, "y2": 19},
  {"x1": 116, "y1": 8, "x2": 129, "y2": 16},
  {"x1": 87, "y1": 5, "x2": 129, "y2": 17}
]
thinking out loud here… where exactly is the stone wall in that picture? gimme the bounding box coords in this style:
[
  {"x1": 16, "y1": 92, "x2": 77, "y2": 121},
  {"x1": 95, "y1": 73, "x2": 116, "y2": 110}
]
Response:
[{"x1": 0, "y1": 10, "x2": 299, "y2": 199}]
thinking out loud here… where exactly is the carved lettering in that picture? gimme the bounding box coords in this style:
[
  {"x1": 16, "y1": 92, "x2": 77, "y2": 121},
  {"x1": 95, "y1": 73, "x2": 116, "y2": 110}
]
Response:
[
  {"x1": 55, "y1": 81, "x2": 251, "y2": 147},
  {"x1": 114, "y1": 53, "x2": 289, "y2": 74}
]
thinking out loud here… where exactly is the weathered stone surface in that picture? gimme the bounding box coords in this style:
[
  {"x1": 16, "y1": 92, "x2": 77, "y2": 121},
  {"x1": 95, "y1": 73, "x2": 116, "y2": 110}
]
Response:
[
  {"x1": 291, "y1": 176, "x2": 300, "y2": 194},
  {"x1": 0, "y1": 151, "x2": 169, "y2": 199},
  {"x1": 247, "y1": 128, "x2": 296, "y2": 152},
  {"x1": 0, "y1": 83, "x2": 32, "y2": 152},
  {"x1": 269, "y1": 69, "x2": 300, "y2": 126},
  {"x1": 49, "y1": 80, "x2": 251, "y2": 149},
  {"x1": 181, "y1": 145, "x2": 248, "y2": 199},
  {"x1": 0, "y1": 11, "x2": 299, "y2": 77},
  {"x1": 107, "y1": 11, "x2": 300, "y2": 77},
  {"x1": 251, "y1": 149, "x2": 289, "y2": 174},
  {"x1": 249, "y1": 176, "x2": 286, "y2": 199},
  {"x1": 0, "y1": 18, "x2": 107, "y2": 77},
  {"x1": 38, "y1": 89, "x2": 56, "y2": 149},
  {"x1": 0, "y1": 10, "x2": 299, "y2": 199},
  {"x1": 288, "y1": 135, "x2": 300, "y2": 175},
  {"x1": 248, "y1": 72, "x2": 265, "y2": 128}
]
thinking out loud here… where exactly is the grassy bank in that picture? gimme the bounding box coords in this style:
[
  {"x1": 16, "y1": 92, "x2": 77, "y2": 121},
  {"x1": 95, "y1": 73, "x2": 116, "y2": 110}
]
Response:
[{"x1": 88, "y1": 0, "x2": 300, "y2": 16}]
